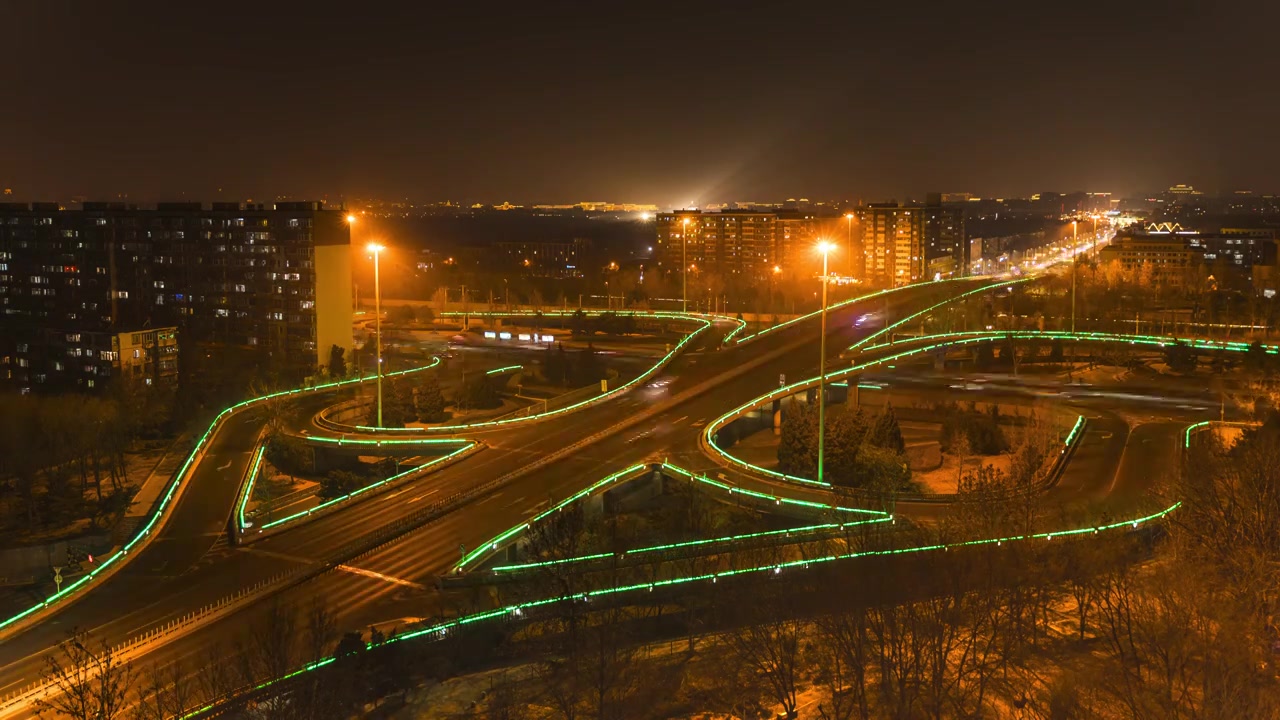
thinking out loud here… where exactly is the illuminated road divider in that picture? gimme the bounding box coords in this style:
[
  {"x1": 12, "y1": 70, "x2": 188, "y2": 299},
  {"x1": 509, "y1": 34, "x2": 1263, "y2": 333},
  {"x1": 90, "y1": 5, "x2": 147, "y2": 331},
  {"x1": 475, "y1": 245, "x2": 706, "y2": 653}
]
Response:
[
  {"x1": 232, "y1": 439, "x2": 481, "y2": 544},
  {"x1": 857, "y1": 329, "x2": 1279, "y2": 357},
  {"x1": 730, "y1": 276, "x2": 988, "y2": 347},
  {"x1": 1183, "y1": 419, "x2": 1258, "y2": 449},
  {"x1": 846, "y1": 277, "x2": 1031, "y2": 353},
  {"x1": 702, "y1": 333, "x2": 1102, "y2": 497},
  {"x1": 0, "y1": 568, "x2": 307, "y2": 717},
  {"x1": 451, "y1": 461, "x2": 891, "y2": 576},
  {"x1": 391, "y1": 310, "x2": 715, "y2": 433},
  {"x1": 0, "y1": 354, "x2": 444, "y2": 643},
  {"x1": 179, "y1": 496, "x2": 1181, "y2": 719}
]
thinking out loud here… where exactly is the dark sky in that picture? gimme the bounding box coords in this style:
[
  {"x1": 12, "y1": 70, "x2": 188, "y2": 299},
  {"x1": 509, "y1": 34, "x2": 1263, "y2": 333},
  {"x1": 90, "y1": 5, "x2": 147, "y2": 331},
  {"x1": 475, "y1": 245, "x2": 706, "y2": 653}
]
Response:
[{"x1": 3, "y1": 0, "x2": 1278, "y2": 206}]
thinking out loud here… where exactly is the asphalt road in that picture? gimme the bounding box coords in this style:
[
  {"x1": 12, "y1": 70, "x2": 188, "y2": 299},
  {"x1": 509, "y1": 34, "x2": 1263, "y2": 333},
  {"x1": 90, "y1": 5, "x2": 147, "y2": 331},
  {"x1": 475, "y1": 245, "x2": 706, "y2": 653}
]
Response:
[{"x1": 3, "y1": 279, "x2": 1129, "y2": 708}]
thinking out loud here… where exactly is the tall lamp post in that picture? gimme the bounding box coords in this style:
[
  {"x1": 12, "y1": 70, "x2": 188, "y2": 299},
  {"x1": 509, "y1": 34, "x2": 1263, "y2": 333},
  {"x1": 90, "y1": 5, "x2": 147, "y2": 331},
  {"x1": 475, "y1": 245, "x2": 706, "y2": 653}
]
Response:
[
  {"x1": 681, "y1": 217, "x2": 691, "y2": 313},
  {"x1": 367, "y1": 242, "x2": 386, "y2": 427},
  {"x1": 816, "y1": 240, "x2": 836, "y2": 485},
  {"x1": 844, "y1": 213, "x2": 855, "y2": 277},
  {"x1": 1071, "y1": 220, "x2": 1078, "y2": 333}
]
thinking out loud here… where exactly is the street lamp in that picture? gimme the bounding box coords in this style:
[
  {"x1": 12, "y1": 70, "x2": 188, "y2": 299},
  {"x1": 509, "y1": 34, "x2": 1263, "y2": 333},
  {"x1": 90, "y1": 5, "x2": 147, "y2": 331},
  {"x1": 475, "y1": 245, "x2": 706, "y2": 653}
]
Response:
[
  {"x1": 816, "y1": 240, "x2": 836, "y2": 485},
  {"x1": 681, "y1": 217, "x2": 692, "y2": 313},
  {"x1": 367, "y1": 242, "x2": 386, "y2": 427},
  {"x1": 844, "y1": 213, "x2": 855, "y2": 277},
  {"x1": 1071, "y1": 220, "x2": 1078, "y2": 333}
]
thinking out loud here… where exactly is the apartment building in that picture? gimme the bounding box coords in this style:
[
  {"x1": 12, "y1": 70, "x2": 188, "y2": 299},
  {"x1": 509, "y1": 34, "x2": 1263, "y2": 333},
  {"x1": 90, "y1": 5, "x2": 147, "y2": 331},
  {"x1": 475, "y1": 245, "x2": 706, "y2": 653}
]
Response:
[{"x1": 0, "y1": 201, "x2": 351, "y2": 392}]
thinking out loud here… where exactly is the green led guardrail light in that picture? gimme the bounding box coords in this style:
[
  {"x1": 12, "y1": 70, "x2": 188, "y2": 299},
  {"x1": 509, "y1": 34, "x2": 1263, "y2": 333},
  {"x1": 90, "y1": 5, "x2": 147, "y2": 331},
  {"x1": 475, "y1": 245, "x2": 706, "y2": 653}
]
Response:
[
  {"x1": 847, "y1": 278, "x2": 1031, "y2": 353},
  {"x1": 0, "y1": 355, "x2": 445, "y2": 635}
]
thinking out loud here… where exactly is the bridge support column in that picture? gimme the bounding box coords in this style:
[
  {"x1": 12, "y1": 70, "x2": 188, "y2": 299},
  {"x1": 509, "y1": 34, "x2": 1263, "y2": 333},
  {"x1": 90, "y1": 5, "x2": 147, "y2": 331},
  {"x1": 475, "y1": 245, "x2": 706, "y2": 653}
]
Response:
[
  {"x1": 773, "y1": 398, "x2": 782, "y2": 436},
  {"x1": 585, "y1": 493, "x2": 605, "y2": 522}
]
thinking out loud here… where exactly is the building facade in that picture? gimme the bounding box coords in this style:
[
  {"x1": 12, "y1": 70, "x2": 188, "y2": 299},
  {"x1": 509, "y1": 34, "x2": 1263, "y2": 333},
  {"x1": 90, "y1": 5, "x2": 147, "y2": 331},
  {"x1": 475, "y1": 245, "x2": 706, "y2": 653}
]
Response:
[
  {"x1": 656, "y1": 204, "x2": 964, "y2": 287},
  {"x1": 922, "y1": 200, "x2": 967, "y2": 279},
  {"x1": 1098, "y1": 235, "x2": 1202, "y2": 287},
  {"x1": 494, "y1": 238, "x2": 593, "y2": 278},
  {"x1": 0, "y1": 201, "x2": 351, "y2": 393},
  {"x1": 855, "y1": 204, "x2": 926, "y2": 286},
  {"x1": 654, "y1": 210, "x2": 781, "y2": 278}
]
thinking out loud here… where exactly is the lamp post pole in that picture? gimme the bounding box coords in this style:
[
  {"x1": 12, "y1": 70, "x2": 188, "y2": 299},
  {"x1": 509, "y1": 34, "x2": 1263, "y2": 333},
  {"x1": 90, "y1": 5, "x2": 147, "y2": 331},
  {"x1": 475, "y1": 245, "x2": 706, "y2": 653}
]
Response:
[
  {"x1": 681, "y1": 217, "x2": 691, "y2": 313},
  {"x1": 817, "y1": 242, "x2": 834, "y2": 485},
  {"x1": 370, "y1": 244, "x2": 385, "y2": 427},
  {"x1": 845, "y1": 213, "x2": 854, "y2": 277},
  {"x1": 1071, "y1": 220, "x2": 1078, "y2": 333}
]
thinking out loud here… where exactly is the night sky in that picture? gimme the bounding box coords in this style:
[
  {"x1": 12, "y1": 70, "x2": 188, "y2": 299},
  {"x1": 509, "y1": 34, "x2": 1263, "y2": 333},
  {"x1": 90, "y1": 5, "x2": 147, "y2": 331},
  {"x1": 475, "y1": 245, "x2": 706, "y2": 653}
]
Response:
[{"x1": 3, "y1": 0, "x2": 1278, "y2": 205}]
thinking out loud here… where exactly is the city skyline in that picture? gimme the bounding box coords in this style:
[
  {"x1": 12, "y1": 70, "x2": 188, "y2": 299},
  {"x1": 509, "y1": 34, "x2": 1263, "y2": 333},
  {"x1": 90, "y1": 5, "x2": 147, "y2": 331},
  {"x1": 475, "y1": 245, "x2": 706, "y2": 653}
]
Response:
[{"x1": 4, "y1": 1, "x2": 1280, "y2": 205}]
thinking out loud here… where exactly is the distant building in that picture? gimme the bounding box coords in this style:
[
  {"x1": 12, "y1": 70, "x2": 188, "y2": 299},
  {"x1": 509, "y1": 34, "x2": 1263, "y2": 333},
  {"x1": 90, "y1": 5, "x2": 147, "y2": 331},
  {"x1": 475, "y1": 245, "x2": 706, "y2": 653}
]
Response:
[
  {"x1": 655, "y1": 210, "x2": 781, "y2": 277},
  {"x1": 114, "y1": 327, "x2": 179, "y2": 386},
  {"x1": 656, "y1": 202, "x2": 962, "y2": 286},
  {"x1": 494, "y1": 238, "x2": 593, "y2": 277},
  {"x1": 0, "y1": 201, "x2": 352, "y2": 393},
  {"x1": 854, "y1": 204, "x2": 923, "y2": 286},
  {"x1": 922, "y1": 199, "x2": 967, "y2": 279},
  {"x1": 1099, "y1": 235, "x2": 1202, "y2": 288}
]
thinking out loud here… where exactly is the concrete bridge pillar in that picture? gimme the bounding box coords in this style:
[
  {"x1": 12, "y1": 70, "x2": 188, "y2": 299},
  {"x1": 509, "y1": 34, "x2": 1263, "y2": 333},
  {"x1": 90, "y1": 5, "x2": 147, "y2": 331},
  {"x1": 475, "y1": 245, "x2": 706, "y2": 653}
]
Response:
[{"x1": 584, "y1": 493, "x2": 605, "y2": 522}]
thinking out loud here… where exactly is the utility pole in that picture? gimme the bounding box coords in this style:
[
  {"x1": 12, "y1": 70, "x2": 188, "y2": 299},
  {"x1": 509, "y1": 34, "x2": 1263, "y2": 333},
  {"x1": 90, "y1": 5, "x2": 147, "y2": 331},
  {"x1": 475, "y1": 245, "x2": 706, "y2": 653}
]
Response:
[
  {"x1": 681, "y1": 217, "x2": 691, "y2": 313},
  {"x1": 1071, "y1": 220, "x2": 1078, "y2": 333},
  {"x1": 369, "y1": 244, "x2": 385, "y2": 427},
  {"x1": 817, "y1": 241, "x2": 834, "y2": 485}
]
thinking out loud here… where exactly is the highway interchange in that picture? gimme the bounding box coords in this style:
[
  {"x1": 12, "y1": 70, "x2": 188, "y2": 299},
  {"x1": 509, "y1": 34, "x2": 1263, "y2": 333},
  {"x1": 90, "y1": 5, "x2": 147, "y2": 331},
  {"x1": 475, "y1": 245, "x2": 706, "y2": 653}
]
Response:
[{"x1": 0, "y1": 277, "x2": 1235, "y2": 716}]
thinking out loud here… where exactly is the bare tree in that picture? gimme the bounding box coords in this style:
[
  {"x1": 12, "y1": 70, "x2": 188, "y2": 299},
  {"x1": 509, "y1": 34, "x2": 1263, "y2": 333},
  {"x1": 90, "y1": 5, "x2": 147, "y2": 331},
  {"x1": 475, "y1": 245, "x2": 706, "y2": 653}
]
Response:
[
  {"x1": 35, "y1": 629, "x2": 133, "y2": 720},
  {"x1": 721, "y1": 583, "x2": 803, "y2": 718},
  {"x1": 133, "y1": 659, "x2": 195, "y2": 720}
]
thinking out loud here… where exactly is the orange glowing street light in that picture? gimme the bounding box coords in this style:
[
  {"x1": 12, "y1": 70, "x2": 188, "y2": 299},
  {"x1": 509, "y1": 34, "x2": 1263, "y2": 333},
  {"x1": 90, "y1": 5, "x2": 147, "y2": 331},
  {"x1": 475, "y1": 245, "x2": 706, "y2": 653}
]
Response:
[
  {"x1": 366, "y1": 242, "x2": 386, "y2": 427},
  {"x1": 346, "y1": 214, "x2": 358, "y2": 224},
  {"x1": 681, "y1": 217, "x2": 692, "y2": 313},
  {"x1": 815, "y1": 239, "x2": 837, "y2": 485},
  {"x1": 844, "y1": 212, "x2": 856, "y2": 277}
]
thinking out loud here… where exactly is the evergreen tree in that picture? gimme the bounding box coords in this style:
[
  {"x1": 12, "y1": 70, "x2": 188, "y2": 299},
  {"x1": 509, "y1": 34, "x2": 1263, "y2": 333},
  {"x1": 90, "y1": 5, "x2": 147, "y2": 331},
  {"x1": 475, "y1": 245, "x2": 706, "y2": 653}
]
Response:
[
  {"x1": 777, "y1": 400, "x2": 818, "y2": 479},
  {"x1": 459, "y1": 375, "x2": 501, "y2": 410},
  {"x1": 1049, "y1": 338, "x2": 1065, "y2": 364},
  {"x1": 366, "y1": 379, "x2": 414, "y2": 427},
  {"x1": 865, "y1": 403, "x2": 906, "y2": 454},
  {"x1": 570, "y1": 309, "x2": 589, "y2": 336},
  {"x1": 543, "y1": 343, "x2": 570, "y2": 386},
  {"x1": 265, "y1": 433, "x2": 312, "y2": 480},
  {"x1": 976, "y1": 342, "x2": 995, "y2": 370},
  {"x1": 1164, "y1": 340, "x2": 1198, "y2": 374},
  {"x1": 319, "y1": 470, "x2": 364, "y2": 501},
  {"x1": 414, "y1": 373, "x2": 447, "y2": 422},
  {"x1": 327, "y1": 344, "x2": 347, "y2": 379},
  {"x1": 572, "y1": 342, "x2": 606, "y2": 387},
  {"x1": 1245, "y1": 339, "x2": 1268, "y2": 373},
  {"x1": 850, "y1": 445, "x2": 913, "y2": 493},
  {"x1": 824, "y1": 408, "x2": 869, "y2": 487}
]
